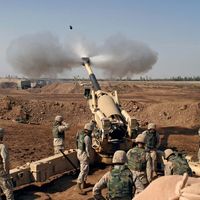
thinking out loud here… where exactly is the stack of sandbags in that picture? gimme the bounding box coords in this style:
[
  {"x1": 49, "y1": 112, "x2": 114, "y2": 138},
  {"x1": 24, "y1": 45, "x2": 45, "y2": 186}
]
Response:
[{"x1": 134, "y1": 174, "x2": 200, "y2": 200}]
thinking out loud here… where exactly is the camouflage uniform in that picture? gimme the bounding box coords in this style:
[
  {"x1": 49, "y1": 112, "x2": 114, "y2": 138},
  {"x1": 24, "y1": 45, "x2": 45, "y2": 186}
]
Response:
[
  {"x1": 198, "y1": 128, "x2": 200, "y2": 163},
  {"x1": 127, "y1": 146, "x2": 152, "y2": 187},
  {"x1": 0, "y1": 128, "x2": 14, "y2": 200},
  {"x1": 52, "y1": 116, "x2": 69, "y2": 154},
  {"x1": 76, "y1": 132, "x2": 92, "y2": 184},
  {"x1": 142, "y1": 124, "x2": 160, "y2": 176},
  {"x1": 93, "y1": 150, "x2": 144, "y2": 200},
  {"x1": 164, "y1": 149, "x2": 192, "y2": 176},
  {"x1": 130, "y1": 118, "x2": 139, "y2": 139}
]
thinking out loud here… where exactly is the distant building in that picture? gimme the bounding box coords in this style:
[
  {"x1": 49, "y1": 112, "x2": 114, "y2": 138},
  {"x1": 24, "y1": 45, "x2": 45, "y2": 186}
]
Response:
[
  {"x1": 31, "y1": 79, "x2": 47, "y2": 88},
  {"x1": 17, "y1": 79, "x2": 31, "y2": 89}
]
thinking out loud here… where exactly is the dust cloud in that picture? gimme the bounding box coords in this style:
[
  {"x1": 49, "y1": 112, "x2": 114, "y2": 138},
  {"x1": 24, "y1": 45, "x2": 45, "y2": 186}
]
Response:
[{"x1": 7, "y1": 32, "x2": 158, "y2": 78}]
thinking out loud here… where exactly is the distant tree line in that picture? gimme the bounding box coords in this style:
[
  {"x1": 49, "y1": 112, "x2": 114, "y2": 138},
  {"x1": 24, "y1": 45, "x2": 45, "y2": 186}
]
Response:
[
  {"x1": 2, "y1": 74, "x2": 200, "y2": 81},
  {"x1": 168, "y1": 76, "x2": 200, "y2": 81},
  {"x1": 112, "y1": 76, "x2": 200, "y2": 81},
  {"x1": 138, "y1": 76, "x2": 200, "y2": 81}
]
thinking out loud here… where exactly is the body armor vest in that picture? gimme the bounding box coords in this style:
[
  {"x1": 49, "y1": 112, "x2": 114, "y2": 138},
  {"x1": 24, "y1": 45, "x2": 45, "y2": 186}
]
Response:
[
  {"x1": 128, "y1": 146, "x2": 147, "y2": 171},
  {"x1": 52, "y1": 123, "x2": 64, "y2": 139},
  {"x1": 146, "y1": 131, "x2": 158, "y2": 149},
  {"x1": 77, "y1": 131, "x2": 86, "y2": 151},
  {"x1": 108, "y1": 165, "x2": 133, "y2": 199}
]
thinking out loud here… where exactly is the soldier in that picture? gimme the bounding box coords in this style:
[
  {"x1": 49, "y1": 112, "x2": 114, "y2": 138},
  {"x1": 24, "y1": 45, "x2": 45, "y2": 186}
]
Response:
[
  {"x1": 93, "y1": 150, "x2": 144, "y2": 200},
  {"x1": 130, "y1": 118, "x2": 139, "y2": 139},
  {"x1": 0, "y1": 128, "x2": 14, "y2": 200},
  {"x1": 198, "y1": 128, "x2": 200, "y2": 163},
  {"x1": 52, "y1": 115, "x2": 69, "y2": 154},
  {"x1": 142, "y1": 123, "x2": 160, "y2": 177},
  {"x1": 163, "y1": 149, "x2": 192, "y2": 176},
  {"x1": 127, "y1": 134, "x2": 152, "y2": 188},
  {"x1": 76, "y1": 123, "x2": 93, "y2": 195}
]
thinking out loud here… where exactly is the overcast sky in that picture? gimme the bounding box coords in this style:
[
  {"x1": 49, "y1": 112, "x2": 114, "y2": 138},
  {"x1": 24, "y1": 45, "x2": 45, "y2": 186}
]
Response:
[{"x1": 0, "y1": 0, "x2": 200, "y2": 78}]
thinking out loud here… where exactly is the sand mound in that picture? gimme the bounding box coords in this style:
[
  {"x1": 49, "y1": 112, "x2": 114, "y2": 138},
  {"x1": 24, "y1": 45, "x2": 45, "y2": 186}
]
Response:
[
  {"x1": 0, "y1": 82, "x2": 17, "y2": 88},
  {"x1": 41, "y1": 82, "x2": 84, "y2": 94},
  {"x1": 40, "y1": 81, "x2": 142, "y2": 94},
  {"x1": 122, "y1": 100, "x2": 200, "y2": 128}
]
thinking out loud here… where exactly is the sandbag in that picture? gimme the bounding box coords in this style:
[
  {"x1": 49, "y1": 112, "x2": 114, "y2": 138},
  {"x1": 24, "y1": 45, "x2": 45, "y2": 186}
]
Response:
[{"x1": 133, "y1": 174, "x2": 200, "y2": 200}]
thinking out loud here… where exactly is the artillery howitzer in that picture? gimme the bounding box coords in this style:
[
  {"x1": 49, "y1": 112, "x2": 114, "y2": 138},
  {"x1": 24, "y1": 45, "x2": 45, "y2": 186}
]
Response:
[{"x1": 82, "y1": 57, "x2": 139, "y2": 163}]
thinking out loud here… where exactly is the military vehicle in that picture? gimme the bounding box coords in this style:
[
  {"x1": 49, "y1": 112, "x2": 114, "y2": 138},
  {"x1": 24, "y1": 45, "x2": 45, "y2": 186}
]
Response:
[{"x1": 81, "y1": 57, "x2": 139, "y2": 163}]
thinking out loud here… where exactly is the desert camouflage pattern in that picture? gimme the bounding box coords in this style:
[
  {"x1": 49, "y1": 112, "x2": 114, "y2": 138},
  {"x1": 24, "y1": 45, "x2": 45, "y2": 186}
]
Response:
[
  {"x1": 127, "y1": 146, "x2": 152, "y2": 186},
  {"x1": 127, "y1": 147, "x2": 147, "y2": 172},
  {"x1": 76, "y1": 131, "x2": 86, "y2": 152},
  {"x1": 77, "y1": 134, "x2": 92, "y2": 184},
  {"x1": 165, "y1": 154, "x2": 192, "y2": 176},
  {"x1": 142, "y1": 130, "x2": 160, "y2": 175},
  {"x1": 0, "y1": 144, "x2": 14, "y2": 200},
  {"x1": 77, "y1": 150, "x2": 89, "y2": 184},
  {"x1": 143, "y1": 130, "x2": 159, "y2": 150},
  {"x1": 53, "y1": 138, "x2": 64, "y2": 154},
  {"x1": 198, "y1": 129, "x2": 200, "y2": 163},
  {"x1": 112, "y1": 150, "x2": 128, "y2": 164},
  {"x1": 107, "y1": 165, "x2": 133, "y2": 199},
  {"x1": 52, "y1": 121, "x2": 69, "y2": 154},
  {"x1": 93, "y1": 165, "x2": 144, "y2": 200}
]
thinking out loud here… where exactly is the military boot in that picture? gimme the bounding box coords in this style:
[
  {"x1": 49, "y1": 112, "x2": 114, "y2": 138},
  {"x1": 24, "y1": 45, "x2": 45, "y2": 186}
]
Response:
[{"x1": 76, "y1": 183, "x2": 86, "y2": 195}]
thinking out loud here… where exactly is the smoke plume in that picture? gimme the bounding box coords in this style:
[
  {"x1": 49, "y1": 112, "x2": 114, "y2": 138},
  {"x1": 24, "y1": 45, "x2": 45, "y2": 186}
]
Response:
[
  {"x1": 92, "y1": 34, "x2": 158, "y2": 77},
  {"x1": 7, "y1": 32, "x2": 79, "y2": 78},
  {"x1": 7, "y1": 32, "x2": 158, "y2": 78}
]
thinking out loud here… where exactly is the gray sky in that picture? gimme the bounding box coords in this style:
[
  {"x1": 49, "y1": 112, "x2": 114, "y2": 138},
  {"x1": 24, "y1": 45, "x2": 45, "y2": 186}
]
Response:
[{"x1": 0, "y1": 0, "x2": 200, "y2": 78}]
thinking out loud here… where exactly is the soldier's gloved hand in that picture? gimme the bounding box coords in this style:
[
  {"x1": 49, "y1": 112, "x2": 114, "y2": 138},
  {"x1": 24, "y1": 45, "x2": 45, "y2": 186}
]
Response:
[{"x1": 62, "y1": 121, "x2": 69, "y2": 127}]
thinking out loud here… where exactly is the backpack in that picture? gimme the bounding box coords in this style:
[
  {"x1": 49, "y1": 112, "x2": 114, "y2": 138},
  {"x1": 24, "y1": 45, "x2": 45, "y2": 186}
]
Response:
[
  {"x1": 127, "y1": 147, "x2": 147, "y2": 171},
  {"x1": 108, "y1": 165, "x2": 133, "y2": 199}
]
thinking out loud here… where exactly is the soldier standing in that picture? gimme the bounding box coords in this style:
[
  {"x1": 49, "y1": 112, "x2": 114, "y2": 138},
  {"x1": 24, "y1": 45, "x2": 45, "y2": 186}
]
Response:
[
  {"x1": 198, "y1": 128, "x2": 200, "y2": 163},
  {"x1": 163, "y1": 149, "x2": 192, "y2": 176},
  {"x1": 93, "y1": 150, "x2": 144, "y2": 200},
  {"x1": 52, "y1": 115, "x2": 69, "y2": 154},
  {"x1": 76, "y1": 123, "x2": 93, "y2": 195},
  {"x1": 142, "y1": 123, "x2": 160, "y2": 177},
  {"x1": 0, "y1": 128, "x2": 14, "y2": 200},
  {"x1": 127, "y1": 134, "x2": 152, "y2": 188}
]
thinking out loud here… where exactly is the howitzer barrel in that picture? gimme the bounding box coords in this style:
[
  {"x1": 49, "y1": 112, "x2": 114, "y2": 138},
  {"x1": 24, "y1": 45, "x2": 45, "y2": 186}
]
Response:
[{"x1": 82, "y1": 57, "x2": 101, "y2": 91}]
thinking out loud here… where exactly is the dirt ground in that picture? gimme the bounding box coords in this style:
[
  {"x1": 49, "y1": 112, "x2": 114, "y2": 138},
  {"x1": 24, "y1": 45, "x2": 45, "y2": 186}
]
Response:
[{"x1": 0, "y1": 80, "x2": 200, "y2": 199}]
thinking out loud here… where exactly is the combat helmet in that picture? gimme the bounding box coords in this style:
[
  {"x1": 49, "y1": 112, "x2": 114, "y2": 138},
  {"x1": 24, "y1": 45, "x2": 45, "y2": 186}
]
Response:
[
  {"x1": 164, "y1": 149, "x2": 174, "y2": 159},
  {"x1": 55, "y1": 115, "x2": 63, "y2": 122},
  {"x1": 148, "y1": 123, "x2": 156, "y2": 130},
  {"x1": 84, "y1": 123, "x2": 93, "y2": 131},
  {"x1": 112, "y1": 150, "x2": 127, "y2": 164},
  {"x1": 135, "y1": 134, "x2": 145, "y2": 144}
]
